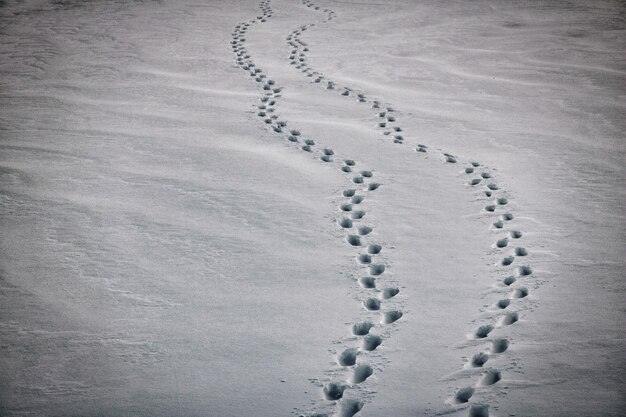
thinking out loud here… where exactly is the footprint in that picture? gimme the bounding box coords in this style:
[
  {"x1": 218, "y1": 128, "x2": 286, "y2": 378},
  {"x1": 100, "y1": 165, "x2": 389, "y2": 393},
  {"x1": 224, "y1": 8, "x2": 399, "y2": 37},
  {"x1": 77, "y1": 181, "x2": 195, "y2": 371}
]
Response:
[
  {"x1": 344, "y1": 159, "x2": 356, "y2": 166},
  {"x1": 351, "y1": 210, "x2": 366, "y2": 219},
  {"x1": 341, "y1": 166, "x2": 352, "y2": 172},
  {"x1": 357, "y1": 254, "x2": 372, "y2": 264},
  {"x1": 367, "y1": 182, "x2": 381, "y2": 191},
  {"x1": 360, "y1": 170, "x2": 373, "y2": 178},
  {"x1": 350, "y1": 364, "x2": 373, "y2": 384},
  {"x1": 474, "y1": 324, "x2": 494, "y2": 339},
  {"x1": 487, "y1": 183, "x2": 499, "y2": 190},
  {"x1": 340, "y1": 203, "x2": 353, "y2": 212},
  {"x1": 470, "y1": 178, "x2": 482, "y2": 186},
  {"x1": 452, "y1": 386, "x2": 475, "y2": 404},
  {"x1": 501, "y1": 213, "x2": 514, "y2": 221},
  {"x1": 322, "y1": 148, "x2": 334, "y2": 156},
  {"x1": 380, "y1": 288, "x2": 399, "y2": 299},
  {"x1": 470, "y1": 352, "x2": 489, "y2": 367},
  {"x1": 362, "y1": 334, "x2": 382, "y2": 351},
  {"x1": 492, "y1": 220, "x2": 504, "y2": 229},
  {"x1": 501, "y1": 256, "x2": 515, "y2": 266},
  {"x1": 363, "y1": 298, "x2": 381, "y2": 311},
  {"x1": 339, "y1": 218, "x2": 353, "y2": 228},
  {"x1": 446, "y1": 155, "x2": 457, "y2": 163},
  {"x1": 469, "y1": 404, "x2": 490, "y2": 417},
  {"x1": 381, "y1": 310, "x2": 403, "y2": 324},
  {"x1": 337, "y1": 348, "x2": 359, "y2": 366},
  {"x1": 497, "y1": 197, "x2": 508, "y2": 205},
  {"x1": 485, "y1": 205, "x2": 496, "y2": 212},
  {"x1": 351, "y1": 195, "x2": 364, "y2": 204},
  {"x1": 367, "y1": 244, "x2": 382, "y2": 254},
  {"x1": 352, "y1": 321, "x2": 374, "y2": 336},
  {"x1": 485, "y1": 191, "x2": 493, "y2": 197},
  {"x1": 336, "y1": 399, "x2": 363, "y2": 417},
  {"x1": 369, "y1": 264, "x2": 385, "y2": 275},
  {"x1": 503, "y1": 276, "x2": 516, "y2": 286},
  {"x1": 343, "y1": 189, "x2": 356, "y2": 197},
  {"x1": 511, "y1": 287, "x2": 529, "y2": 298},
  {"x1": 497, "y1": 311, "x2": 518, "y2": 326},
  {"x1": 353, "y1": 176, "x2": 364, "y2": 184},
  {"x1": 465, "y1": 167, "x2": 475, "y2": 174},
  {"x1": 510, "y1": 230, "x2": 523, "y2": 239},
  {"x1": 481, "y1": 172, "x2": 492, "y2": 179},
  {"x1": 517, "y1": 265, "x2": 532, "y2": 276},
  {"x1": 417, "y1": 144, "x2": 428, "y2": 153},
  {"x1": 496, "y1": 299, "x2": 510, "y2": 309},
  {"x1": 491, "y1": 338, "x2": 509, "y2": 354},
  {"x1": 346, "y1": 235, "x2": 362, "y2": 246},
  {"x1": 495, "y1": 238, "x2": 508, "y2": 248},
  {"x1": 514, "y1": 247, "x2": 528, "y2": 256},
  {"x1": 323, "y1": 382, "x2": 346, "y2": 400},
  {"x1": 359, "y1": 276, "x2": 376, "y2": 289},
  {"x1": 357, "y1": 226, "x2": 372, "y2": 236},
  {"x1": 478, "y1": 369, "x2": 501, "y2": 386}
]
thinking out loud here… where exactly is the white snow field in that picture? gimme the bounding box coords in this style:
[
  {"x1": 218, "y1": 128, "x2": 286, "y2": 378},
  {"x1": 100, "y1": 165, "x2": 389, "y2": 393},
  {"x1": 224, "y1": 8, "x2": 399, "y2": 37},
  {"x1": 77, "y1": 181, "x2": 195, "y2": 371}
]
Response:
[{"x1": 0, "y1": 0, "x2": 624, "y2": 416}]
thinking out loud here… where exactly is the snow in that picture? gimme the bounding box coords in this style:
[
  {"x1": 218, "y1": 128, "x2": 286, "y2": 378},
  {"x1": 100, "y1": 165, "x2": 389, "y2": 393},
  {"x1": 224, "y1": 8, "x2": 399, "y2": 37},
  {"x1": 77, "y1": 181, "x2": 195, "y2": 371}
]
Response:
[{"x1": 0, "y1": 0, "x2": 624, "y2": 416}]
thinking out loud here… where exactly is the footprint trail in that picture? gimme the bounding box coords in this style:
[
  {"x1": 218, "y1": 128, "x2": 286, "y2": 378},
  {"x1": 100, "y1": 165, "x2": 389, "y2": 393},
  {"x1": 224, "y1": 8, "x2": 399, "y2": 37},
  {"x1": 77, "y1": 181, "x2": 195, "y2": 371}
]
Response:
[
  {"x1": 285, "y1": 0, "x2": 539, "y2": 415},
  {"x1": 231, "y1": 2, "x2": 404, "y2": 416}
]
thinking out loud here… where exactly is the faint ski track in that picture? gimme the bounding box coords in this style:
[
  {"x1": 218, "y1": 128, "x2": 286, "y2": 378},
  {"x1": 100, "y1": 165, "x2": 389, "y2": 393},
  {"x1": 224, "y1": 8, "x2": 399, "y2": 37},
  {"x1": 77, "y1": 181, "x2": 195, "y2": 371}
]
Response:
[{"x1": 232, "y1": 0, "x2": 538, "y2": 415}]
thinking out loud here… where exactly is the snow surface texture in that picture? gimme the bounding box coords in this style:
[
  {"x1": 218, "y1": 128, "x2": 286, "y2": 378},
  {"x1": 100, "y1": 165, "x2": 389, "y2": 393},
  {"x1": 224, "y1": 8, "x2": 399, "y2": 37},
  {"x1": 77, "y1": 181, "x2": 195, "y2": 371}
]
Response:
[{"x1": 0, "y1": 0, "x2": 624, "y2": 416}]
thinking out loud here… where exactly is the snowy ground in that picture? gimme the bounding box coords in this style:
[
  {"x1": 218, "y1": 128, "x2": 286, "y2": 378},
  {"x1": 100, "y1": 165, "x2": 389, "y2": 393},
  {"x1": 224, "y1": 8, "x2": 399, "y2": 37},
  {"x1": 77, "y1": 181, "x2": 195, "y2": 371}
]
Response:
[{"x1": 0, "y1": 0, "x2": 624, "y2": 416}]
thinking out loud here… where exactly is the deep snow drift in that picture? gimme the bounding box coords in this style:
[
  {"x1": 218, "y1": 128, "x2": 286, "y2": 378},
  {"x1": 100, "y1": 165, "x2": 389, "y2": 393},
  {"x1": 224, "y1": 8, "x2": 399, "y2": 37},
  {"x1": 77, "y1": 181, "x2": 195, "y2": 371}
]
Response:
[{"x1": 0, "y1": 0, "x2": 624, "y2": 416}]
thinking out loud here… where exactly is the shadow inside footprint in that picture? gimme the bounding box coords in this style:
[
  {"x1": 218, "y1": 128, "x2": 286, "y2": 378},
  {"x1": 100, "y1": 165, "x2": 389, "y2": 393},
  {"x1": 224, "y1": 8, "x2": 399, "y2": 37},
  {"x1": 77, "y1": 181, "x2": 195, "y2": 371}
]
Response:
[
  {"x1": 363, "y1": 297, "x2": 381, "y2": 311},
  {"x1": 453, "y1": 386, "x2": 475, "y2": 404},
  {"x1": 497, "y1": 312, "x2": 518, "y2": 326},
  {"x1": 380, "y1": 288, "x2": 399, "y2": 299},
  {"x1": 369, "y1": 264, "x2": 385, "y2": 275},
  {"x1": 357, "y1": 226, "x2": 372, "y2": 236},
  {"x1": 474, "y1": 325, "x2": 494, "y2": 339},
  {"x1": 381, "y1": 310, "x2": 402, "y2": 324},
  {"x1": 322, "y1": 382, "x2": 346, "y2": 400},
  {"x1": 469, "y1": 404, "x2": 490, "y2": 417},
  {"x1": 357, "y1": 253, "x2": 372, "y2": 264},
  {"x1": 362, "y1": 334, "x2": 382, "y2": 351},
  {"x1": 479, "y1": 369, "x2": 501, "y2": 386},
  {"x1": 515, "y1": 247, "x2": 528, "y2": 256},
  {"x1": 511, "y1": 287, "x2": 529, "y2": 298},
  {"x1": 491, "y1": 338, "x2": 509, "y2": 354},
  {"x1": 367, "y1": 244, "x2": 382, "y2": 254},
  {"x1": 337, "y1": 348, "x2": 358, "y2": 366},
  {"x1": 336, "y1": 399, "x2": 363, "y2": 417},
  {"x1": 350, "y1": 364, "x2": 373, "y2": 384},
  {"x1": 339, "y1": 218, "x2": 353, "y2": 228},
  {"x1": 352, "y1": 321, "x2": 374, "y2": 336},
  {"x1": 351, "y1": 210, "x2": 366, "y2": 219},
  {"x1": 470, "y1": 352, "x2": 489, "y2": 367},
  {"x1": 346, "y1": 235, "x2": 362, "y2": 246},
  {"x1": 359, "y1": 276, "x2": 376, "y2": 289}
]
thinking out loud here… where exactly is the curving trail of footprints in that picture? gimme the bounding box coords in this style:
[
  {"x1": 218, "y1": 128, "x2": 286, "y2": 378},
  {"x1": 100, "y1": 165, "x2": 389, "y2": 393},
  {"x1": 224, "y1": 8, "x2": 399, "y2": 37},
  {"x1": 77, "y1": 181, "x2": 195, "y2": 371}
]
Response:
[
  {"x1": 231, "y1": 2, "x2": 404, "y2": 416},
  {"x1": 284, "y1": 1, "x2": 538, "y2": 416}
]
